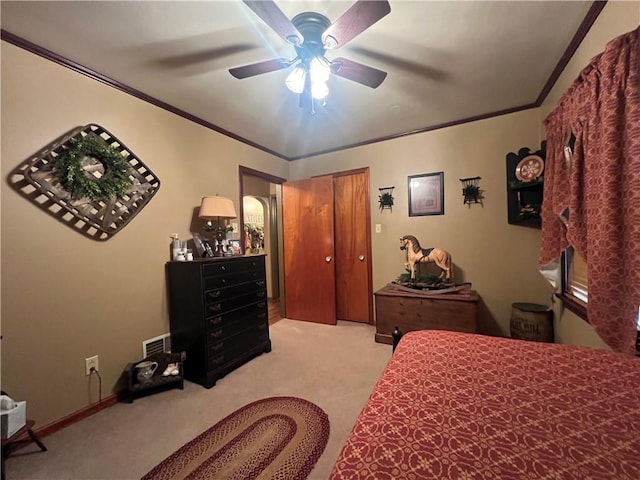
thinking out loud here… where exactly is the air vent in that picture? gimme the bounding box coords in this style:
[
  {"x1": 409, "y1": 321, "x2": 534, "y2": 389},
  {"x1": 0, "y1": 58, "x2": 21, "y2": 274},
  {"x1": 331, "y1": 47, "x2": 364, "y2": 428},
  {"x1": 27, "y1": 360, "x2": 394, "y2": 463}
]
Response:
[{"x1": 142, "y1": 334, "x2": 171, "y2": 358}]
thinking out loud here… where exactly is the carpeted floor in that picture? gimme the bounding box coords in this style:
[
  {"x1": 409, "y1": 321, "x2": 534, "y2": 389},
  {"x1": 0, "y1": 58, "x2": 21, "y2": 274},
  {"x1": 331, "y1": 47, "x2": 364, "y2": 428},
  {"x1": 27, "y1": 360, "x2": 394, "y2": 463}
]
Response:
[{"x1": 5, "y1": 319, "x2": 391, "y2": 479}]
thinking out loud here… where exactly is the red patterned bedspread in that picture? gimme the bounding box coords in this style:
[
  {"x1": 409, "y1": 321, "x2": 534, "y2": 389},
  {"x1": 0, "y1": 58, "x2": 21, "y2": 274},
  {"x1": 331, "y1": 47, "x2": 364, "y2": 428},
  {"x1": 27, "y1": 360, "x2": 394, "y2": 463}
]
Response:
[{"x1": 330, "y1": 330, "x2": 640, "y2": 479}]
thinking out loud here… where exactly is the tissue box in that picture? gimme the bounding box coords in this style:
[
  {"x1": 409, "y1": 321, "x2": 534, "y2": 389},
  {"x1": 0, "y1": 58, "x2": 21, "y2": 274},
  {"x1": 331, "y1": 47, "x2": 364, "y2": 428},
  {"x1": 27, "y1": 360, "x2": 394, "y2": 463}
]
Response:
[{"x1": 1, "y1": 401, "x2": 26, "y2": 439}]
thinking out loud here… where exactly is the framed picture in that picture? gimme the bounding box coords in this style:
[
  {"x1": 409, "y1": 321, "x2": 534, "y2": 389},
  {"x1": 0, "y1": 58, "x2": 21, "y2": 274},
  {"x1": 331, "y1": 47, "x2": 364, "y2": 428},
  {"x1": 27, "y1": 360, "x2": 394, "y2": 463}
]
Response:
[
  {"x1": 408, "y1": 172, "x2": 444, "y2": 216},
  {"x1": 201, "y1": 239, "x2": 215, "y2": 258},
  {"x1": 228, "y1": 239, "x2": 242, "y2": 255},
  {"x1": 192, "y1": 232, "x2": 206, "y2": 258}
]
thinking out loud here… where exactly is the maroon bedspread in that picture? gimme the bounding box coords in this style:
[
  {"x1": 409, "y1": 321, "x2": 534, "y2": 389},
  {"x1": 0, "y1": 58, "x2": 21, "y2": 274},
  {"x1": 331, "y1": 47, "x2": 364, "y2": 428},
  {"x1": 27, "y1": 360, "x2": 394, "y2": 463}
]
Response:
[{"x1": 330, "y1": 330, "x2": 640, "y2": 479}]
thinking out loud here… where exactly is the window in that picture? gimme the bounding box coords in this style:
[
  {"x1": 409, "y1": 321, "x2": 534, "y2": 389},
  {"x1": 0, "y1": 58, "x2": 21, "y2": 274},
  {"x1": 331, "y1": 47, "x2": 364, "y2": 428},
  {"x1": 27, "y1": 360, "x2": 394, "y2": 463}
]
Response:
[
  {"x1": 565, "y1": 248, "x2": 588, "y2": 302},
  {"x1": 563, "y1": 247, "x2": 640, "y2": 353},
  {"x1": 561, "y1": 247, "x2": 588, "y2": 320}
]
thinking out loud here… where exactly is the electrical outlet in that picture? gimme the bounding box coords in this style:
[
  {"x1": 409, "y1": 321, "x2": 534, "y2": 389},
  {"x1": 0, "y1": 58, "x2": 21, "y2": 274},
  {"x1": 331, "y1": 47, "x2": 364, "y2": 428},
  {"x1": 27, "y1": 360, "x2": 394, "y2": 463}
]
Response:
[{"x1": 85, "y1": 355, "x2": 99, "y2": 375}]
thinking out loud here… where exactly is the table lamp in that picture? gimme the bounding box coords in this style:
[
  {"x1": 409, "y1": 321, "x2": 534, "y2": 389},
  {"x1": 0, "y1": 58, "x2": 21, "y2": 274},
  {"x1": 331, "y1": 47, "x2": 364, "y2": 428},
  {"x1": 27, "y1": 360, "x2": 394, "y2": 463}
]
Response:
[{"x1": 198, "y1": 195, "x2": 237, "y2": 256}]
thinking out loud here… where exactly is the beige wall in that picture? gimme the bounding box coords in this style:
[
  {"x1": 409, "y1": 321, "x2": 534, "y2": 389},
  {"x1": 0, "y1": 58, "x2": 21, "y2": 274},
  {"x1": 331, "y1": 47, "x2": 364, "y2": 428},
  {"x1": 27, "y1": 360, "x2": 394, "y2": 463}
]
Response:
[
  {"x1": 290, "y1": 109, "x2": 550, "y2": 337},
  {"x1": 538, "y1": 1, "x2": 639, "y2": 349},
  {"x1": 1, "y1": 42, "x2": 288, "y2": 426}
]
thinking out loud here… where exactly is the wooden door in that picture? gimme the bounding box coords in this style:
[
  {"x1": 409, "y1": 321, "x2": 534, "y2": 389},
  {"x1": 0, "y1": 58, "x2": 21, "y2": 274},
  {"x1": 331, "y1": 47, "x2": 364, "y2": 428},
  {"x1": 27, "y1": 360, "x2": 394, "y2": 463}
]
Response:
[
  {"x1": 282, "y1": 176, "x2": 336, "y2": 325},
  {"x1": 334, "y1": 170, "x2": 373, "y2": 323}
]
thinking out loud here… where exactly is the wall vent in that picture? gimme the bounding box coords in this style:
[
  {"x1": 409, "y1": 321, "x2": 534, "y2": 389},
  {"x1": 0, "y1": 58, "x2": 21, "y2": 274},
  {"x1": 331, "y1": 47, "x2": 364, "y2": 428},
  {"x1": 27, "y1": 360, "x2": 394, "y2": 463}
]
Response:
[{"x1": 142, "y1": 333, "x2": 171, "y2": 358}]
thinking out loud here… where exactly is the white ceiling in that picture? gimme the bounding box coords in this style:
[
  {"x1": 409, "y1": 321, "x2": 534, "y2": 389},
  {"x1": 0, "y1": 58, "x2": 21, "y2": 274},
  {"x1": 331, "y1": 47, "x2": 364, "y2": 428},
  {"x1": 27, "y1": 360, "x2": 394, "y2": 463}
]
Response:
[{"x1": 1, "y1": 1, "x2": 597, "y2": 160}]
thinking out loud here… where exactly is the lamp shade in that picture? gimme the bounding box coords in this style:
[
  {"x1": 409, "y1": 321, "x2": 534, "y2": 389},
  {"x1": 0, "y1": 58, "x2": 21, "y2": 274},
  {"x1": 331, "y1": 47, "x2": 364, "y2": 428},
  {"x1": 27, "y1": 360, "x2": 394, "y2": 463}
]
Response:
[{"x1": 198, "y1": 196, "x2": 237, "y2": 219}]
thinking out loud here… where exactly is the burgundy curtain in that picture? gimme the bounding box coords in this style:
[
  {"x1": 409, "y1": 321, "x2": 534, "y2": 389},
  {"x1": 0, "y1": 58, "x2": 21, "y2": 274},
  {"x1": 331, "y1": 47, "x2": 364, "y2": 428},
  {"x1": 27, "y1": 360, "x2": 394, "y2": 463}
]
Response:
[{"x1": 540, "y1": 27, "x2": 640, "y2": 354}]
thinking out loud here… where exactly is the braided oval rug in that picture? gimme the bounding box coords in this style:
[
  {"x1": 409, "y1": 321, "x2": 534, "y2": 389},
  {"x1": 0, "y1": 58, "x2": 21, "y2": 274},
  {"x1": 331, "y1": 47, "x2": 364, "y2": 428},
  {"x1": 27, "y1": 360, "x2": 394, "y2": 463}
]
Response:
[{"x1": 141, "y1": 396, "x2": 330, "y2": 480}]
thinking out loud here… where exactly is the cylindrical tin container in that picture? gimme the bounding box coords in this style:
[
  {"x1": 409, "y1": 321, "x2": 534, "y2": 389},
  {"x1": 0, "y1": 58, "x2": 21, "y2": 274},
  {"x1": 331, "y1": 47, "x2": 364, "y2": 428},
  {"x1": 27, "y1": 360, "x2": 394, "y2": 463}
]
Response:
[{"x1": 510, "y1": 302, "x2": 554, "y2": 342}]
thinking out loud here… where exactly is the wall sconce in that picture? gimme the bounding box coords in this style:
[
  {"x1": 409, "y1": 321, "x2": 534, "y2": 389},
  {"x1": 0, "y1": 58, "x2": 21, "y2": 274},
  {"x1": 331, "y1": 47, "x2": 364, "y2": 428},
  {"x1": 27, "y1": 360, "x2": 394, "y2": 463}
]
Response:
[
  {"x1": 459, "y1": 177, "x2": 482, "y2": 206},
  {"x1": 198, "y1": 195, "x2": 237, "y2": 256},
  {"x1": 378, "y1": 186, "x2": 395, "y2": 212}
]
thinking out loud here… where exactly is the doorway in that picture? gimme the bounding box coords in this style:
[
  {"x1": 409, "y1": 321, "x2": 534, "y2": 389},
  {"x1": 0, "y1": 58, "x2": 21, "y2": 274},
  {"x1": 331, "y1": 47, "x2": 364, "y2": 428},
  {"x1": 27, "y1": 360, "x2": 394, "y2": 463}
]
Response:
[{"x1": 239, "y1": 166, "x2": 286, "y2": 322}]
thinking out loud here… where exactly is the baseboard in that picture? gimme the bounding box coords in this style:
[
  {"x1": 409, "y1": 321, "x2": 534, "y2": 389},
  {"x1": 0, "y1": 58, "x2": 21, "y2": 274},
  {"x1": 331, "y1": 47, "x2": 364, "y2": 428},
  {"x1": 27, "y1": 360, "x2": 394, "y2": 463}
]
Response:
[{"x1": 34, "y1": 392, "x2": 123, "y2": 439}]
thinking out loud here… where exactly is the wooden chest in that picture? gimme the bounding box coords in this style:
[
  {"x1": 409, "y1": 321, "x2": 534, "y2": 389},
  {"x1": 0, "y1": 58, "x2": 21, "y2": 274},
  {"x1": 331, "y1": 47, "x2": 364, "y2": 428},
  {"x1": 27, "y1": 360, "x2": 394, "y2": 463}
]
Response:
[{"x1": 374, "y1": 286, "x2": 479, "y2": 344}]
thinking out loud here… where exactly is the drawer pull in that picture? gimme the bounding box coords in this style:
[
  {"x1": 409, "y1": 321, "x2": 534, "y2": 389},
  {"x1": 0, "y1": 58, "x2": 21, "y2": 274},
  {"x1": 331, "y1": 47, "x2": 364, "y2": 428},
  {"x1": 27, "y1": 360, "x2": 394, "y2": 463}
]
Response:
[
  {"x1": 256, "y1": 291, "x2": 266, "y2": 298},
  {"x1": 210, "y1": 329, "x2": 223, "y2": 339},
  {"x1": 256, "y1": 280, "x2": 265, "y2": 287},
  {"x1": 211, "y1": 342, "x2": 224, "y2": 351},
  {"x1": 258, "y1": 312, "x2": 267, "y2": 319},
  {"x1": 209, "y1": 304, "x2": 222, "y2": 312},
  {"x1": 208, "y1": 290, "x2": 222, "y2": 298},
  {"x1": 209, "y1": 316, "x2": 223, "y2": 326},
  {"x1": 221, "y1": 266, "x2": 226, "y2": 271},
  {"x1": 211, "y1": 355, "x2": 224, "y2": 365},
  {"x1": 258, "y1": 322, "x2": 268, "y2": 330},
  {"x1": 221, "y1": 279, "x2": 227, "y2": 285},
  {"x1": 257, "y1": 302, "x2": 266, "y2": 308}
]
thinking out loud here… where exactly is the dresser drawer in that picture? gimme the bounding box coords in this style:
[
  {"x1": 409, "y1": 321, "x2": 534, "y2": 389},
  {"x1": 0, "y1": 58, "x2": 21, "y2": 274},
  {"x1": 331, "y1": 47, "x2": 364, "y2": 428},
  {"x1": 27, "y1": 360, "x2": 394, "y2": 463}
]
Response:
[
  {"x1": 206, "y1": 323, "x2": 270, "y2": 370},
  {"x1": 202, "y1": 258, "x2": 265, "y2": 277},
  {"x1": 205, "y1": 291, "x2": 267, "y2": 316},
  {"x1": 204, "y1": 279, "x2": 266, "y2": 303},
  {"x1": 203, "y1": 269, "x2": 265, "y2": 290},
  {"x1": 206, "y1": 311, "x2": 267, "y2": 343},
  {"x1": 206, "y1": 302, "x2": 268, "y2": 330}
]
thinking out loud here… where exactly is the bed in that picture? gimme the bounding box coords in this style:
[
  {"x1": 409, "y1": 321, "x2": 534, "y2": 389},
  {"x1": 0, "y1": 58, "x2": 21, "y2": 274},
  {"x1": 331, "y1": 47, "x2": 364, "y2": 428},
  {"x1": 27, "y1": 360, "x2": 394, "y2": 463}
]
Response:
[{"x1": 330, "y1": 330, "x2": 640, "y2": 479}]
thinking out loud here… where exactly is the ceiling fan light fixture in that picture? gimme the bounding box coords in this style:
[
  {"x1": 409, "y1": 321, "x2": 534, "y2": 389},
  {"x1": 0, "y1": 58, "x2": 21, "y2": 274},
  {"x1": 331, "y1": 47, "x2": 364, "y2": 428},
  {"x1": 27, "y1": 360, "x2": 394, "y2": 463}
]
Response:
[
  {"x1": 311, "y1": 80, "x2": 329, "y2": 100},
  {"x1": 285, "y1": 65, "x2": 307, "y2": 93},
  {"x1": 323, "y1": 34, "x2": 338, "y2": 50},
  {"x1": 310, "y1": 56, "x2": 331, "y2": 83}
]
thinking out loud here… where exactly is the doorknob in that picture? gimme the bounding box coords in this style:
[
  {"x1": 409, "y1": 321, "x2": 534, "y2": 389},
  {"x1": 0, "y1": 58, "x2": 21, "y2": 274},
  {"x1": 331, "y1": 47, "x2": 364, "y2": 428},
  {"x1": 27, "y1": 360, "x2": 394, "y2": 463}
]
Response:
[
  {"x1": 359, "y1": 255, "x2": 365, "y2": 261},
  {"x1": 325, "y1": 256, "x2": 332, "y2": 263}
]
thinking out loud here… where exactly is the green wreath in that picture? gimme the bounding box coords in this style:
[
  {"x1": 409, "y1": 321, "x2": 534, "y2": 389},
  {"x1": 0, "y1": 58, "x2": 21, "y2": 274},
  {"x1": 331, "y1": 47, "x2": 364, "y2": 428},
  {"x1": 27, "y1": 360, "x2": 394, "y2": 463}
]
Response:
[{"x1": 54, "y1": 133, "x2": 132, "y2": 201}]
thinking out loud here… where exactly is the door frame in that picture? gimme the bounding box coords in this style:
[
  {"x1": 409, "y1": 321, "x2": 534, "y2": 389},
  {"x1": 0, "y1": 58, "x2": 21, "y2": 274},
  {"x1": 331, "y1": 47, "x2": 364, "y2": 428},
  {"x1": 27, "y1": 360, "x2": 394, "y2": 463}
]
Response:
[{"x1": 238, "y1": 166, "x2": 286, "y2": 302}]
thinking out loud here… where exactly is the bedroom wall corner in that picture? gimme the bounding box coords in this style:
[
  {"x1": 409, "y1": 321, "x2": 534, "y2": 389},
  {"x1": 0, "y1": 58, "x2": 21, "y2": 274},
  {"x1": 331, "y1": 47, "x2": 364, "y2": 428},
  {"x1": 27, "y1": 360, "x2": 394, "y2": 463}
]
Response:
[
  {"x1": 0, "y1": 41, "x2": 288, "y2": 427},
  {"x1": 289, "y1": 108, "x2": 547, "y2": 337}
]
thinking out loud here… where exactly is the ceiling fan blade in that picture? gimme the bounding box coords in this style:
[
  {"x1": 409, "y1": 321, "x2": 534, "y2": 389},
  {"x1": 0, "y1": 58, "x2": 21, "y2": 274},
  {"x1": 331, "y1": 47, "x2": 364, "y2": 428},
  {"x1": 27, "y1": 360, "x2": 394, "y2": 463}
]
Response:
[
  {"x1": 229, "y1": 58, "x2": 292, "y2": 79},
  {"x1": 331, "y1": 57, "x2": 387, "y2": 89},
  {"x1": 242, "y1": 0, "x2": 303, "y2": 45},
  {"x1": 322, "y1": 0, "x2": 391, "y2": 49},
  {"x1": 349, "y1": 46, "x2": 451, "y2": 82},
  {"x1": 153, "y1": 45, "x2": 257, "y2": 69}
]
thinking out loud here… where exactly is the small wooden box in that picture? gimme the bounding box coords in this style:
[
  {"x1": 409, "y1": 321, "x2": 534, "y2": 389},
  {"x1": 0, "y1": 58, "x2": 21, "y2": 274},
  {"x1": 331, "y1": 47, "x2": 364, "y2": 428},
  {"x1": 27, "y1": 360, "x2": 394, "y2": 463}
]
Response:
[{"x1": 374, "y1": 286, "x2": 479, "y2": 344}]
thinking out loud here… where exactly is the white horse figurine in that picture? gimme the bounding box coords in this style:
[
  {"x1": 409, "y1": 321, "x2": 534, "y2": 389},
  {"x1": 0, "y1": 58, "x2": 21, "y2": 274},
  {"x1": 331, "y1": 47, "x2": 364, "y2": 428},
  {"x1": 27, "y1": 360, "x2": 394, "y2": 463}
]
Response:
[{"x1": 400, "y1": 235, "x2": 453, "y2": 281}]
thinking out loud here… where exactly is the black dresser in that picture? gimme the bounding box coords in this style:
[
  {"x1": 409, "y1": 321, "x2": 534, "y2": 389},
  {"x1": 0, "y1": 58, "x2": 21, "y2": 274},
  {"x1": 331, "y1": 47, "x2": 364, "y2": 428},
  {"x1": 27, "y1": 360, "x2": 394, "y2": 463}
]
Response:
[{"x1": 166, "y1": 255, "x2": 271, "y2": 388}]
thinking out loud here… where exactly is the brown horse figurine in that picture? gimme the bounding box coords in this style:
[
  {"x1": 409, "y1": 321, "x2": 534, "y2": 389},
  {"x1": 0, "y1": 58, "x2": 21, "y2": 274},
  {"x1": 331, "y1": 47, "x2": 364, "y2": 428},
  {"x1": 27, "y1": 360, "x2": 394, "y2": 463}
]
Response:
[{"x1": 400, "y1": 235, "x2": 453, "y2": 280}]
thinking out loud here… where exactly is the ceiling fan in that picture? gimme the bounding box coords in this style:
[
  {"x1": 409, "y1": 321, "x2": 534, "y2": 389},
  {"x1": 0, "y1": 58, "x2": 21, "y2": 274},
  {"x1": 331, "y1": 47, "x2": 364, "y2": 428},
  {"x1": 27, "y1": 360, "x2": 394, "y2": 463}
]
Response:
[{"x1": 229, "y1": 0, "x2": 391, "y2": 112}]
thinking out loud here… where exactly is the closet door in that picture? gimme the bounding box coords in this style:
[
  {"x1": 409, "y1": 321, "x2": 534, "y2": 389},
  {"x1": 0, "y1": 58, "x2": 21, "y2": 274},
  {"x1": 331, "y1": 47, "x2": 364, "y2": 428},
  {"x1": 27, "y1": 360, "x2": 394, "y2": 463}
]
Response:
[
  {"x1": 282, "y1": 176, "x2": 336, "y2": 325},
  {"x1": 334, "y1": 170, "x2": 373, "y2": 324}
]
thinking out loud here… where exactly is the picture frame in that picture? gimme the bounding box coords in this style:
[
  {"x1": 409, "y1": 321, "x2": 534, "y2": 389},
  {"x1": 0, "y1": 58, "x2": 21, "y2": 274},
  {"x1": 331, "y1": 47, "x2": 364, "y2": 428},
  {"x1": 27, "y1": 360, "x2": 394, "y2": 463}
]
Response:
[
  {"x1": 228, "y1": 239, "x2": 242, "y2": 255},
  {"x1": 408, "y1": 172, "x2": 444, "y2": 216},
  {"x1": 192, "y1": 232, "x2": 206, "y2": 258},
  {"x1": 201, "y1": 239, "x2": 215, "y2": 258}
]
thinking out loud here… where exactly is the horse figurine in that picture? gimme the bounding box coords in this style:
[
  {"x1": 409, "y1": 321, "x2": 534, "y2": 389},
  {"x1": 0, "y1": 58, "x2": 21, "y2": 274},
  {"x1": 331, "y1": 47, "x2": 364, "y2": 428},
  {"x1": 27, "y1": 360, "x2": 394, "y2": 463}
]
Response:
[{"x1": 400, "y1": 235, "x2": 453, "y2": 281}]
